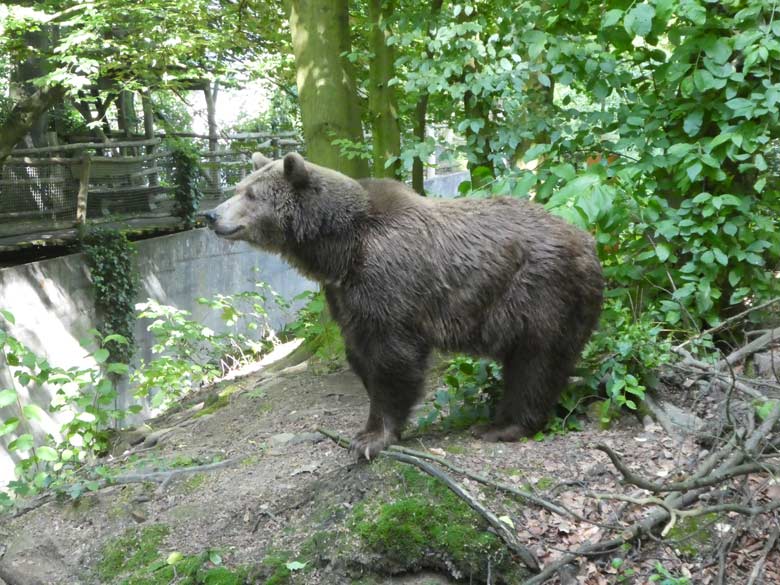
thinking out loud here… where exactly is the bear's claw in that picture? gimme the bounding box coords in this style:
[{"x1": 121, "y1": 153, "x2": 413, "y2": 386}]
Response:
[{"x1": 350, "y1": 429, "x2": 398, "y2": 461}]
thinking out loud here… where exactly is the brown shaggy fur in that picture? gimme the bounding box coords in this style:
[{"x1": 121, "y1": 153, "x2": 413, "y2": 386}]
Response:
[{"x1": 205, "y1": 153, "x2": 604, "y2": 459}]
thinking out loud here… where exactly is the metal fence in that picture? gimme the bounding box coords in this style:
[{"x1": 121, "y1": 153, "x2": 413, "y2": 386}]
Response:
[{"x1": 0, "y1": 134, "x2": 302, "y2": 241}]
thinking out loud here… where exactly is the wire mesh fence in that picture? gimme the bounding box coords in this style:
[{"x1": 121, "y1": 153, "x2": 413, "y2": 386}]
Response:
[
  {"x1": 0, "y1": 135, "x2": 302, "y2": 242},
  {"x1": 0, "y1": 159, "x2": 81, "y2": 223}
]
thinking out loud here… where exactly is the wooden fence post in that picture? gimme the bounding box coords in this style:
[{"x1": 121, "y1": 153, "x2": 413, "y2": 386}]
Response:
[{"x1": 76, "y1": 154, "x2": 91, "y2": 224}]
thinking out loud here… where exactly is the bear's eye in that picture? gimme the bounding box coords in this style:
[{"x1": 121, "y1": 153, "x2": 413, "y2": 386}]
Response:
[{"x1": 245, "y1": 189, "x2": 257, "y2": 201}]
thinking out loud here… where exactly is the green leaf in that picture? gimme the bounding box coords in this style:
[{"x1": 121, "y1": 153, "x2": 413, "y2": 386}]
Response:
[
  {"x1": 730, "y1": 287, "x2": 751, "y2": 304},
  {"x1": 686, "y1": 162, "x2": 703, "y2": 182},
  {"x1": 285, "y1": 561, "x2": 307, "y2": 572},
  {"x1": 602, "y1": 9, "x2": 623, "y2": 28},
  {"x1": 723, "y1": 222, "x2": 738, "y2": 236},
  {"x1": 683, "y1": 111, "x2": 703, "y2": 136},
  {"x1": 0, "y1": 418, "x2": 20, "y2": 437},
  {"x1": 550, "y1": 164, "x2": 576, "y2": 181},
  {"x1": 0, "y1": 309, "x2": 14, "y2": 324},
  {"x1": 713, "y1": 248, "x2": 728, "y2": 266},
  {"x1": 209, "y1": 551, "x2": 223, "y2": 565},
  {"x1": 717, "y1": 194, "x2": 742, "y2": 207},
  {"x1": 107, "y1": 362, "x2": 130, "y2": 375},
  {"x1": 22, "y1": 404, "x2": 46, "y2": 422},
  {"x1": 0, "y1": 388, "x2": 17, "y2": 408},
  {"x1": 9, "y1": 433, "x2": 34, "y2": 452},
  {"x1": 93, "y1": 348, "x2": 110, "y2": 364},
  {"x1": 36, "y1": 446, "x2": 59, "y2": 462},
  {"x1": 655, "y1": 242, "x2": 672, "y2": 262},
  {"x1": 624, "y1": 3, "x2": 655, "y2": 38},
  {"x1": 547, "y1": 174, "x2": 601, "y2": 208},
  {"x1": 703, "y1": 37, "x2": 731, "y2": 64}
]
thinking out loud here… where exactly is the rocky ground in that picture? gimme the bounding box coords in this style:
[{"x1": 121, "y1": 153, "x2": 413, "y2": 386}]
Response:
[{"x1": 0, "y1": 345, "x2": 778, "y2": 585}]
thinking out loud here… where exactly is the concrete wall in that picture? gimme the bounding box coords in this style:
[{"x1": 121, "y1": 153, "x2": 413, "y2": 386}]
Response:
[{"x1": 0, "y1": 228, "x2": 313, "y2": 485}]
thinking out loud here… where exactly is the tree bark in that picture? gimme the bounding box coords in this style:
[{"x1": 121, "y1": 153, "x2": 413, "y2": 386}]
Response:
[
  {"x1": 204, "y1": 80, "x2": 220, "y2": 192},
  {"x1": 412, "y1": 95, "x2": 430, "y2": 195},
  {"x1": 367, "y1": 0, "x2": 401, "y2": 179},
  {"x1": 289, "y1": 0, "x2": 368, "y2": 178},
  {"x1": 0, "y1": 85, "x2": 66, "y2": 164},
  {"x1": 411, "y1": 0, "x2": 444, "y2": 195},
  {"x1": 117, "y1": 90, "x2": 138, "y2": 138}
]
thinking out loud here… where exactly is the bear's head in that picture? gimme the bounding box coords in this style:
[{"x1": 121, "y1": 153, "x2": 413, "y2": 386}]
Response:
[{"x1": 203, "y1": 152, "x2": 369, "y2": 281}]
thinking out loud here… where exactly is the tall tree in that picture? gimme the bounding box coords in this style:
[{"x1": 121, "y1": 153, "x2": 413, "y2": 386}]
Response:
[
  {"x1": 0, "y1": 0, "x2": 273, "y2": 163},
  {"x1": 289, "y1": 0, "x2": 368, "y2": 178},
  {"x1": 367, "y1": 0, "x2": 401, "y2": 178}
]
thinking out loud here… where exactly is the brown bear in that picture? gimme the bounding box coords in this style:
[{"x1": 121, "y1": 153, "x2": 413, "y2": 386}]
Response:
[{"x1": 204, "y1": 152, "x2": 604, "y2": 459}]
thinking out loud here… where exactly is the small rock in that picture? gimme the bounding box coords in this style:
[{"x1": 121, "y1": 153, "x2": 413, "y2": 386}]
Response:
[
  {"x1": 269, "y1": 432, "x2": 323, "y2": 447},
  {"x1": 268, "y1": 432, "x2": 297, "y2": 447},
  {"x1": 290, "y1": 462, "x2": 320, "y2": 476}
]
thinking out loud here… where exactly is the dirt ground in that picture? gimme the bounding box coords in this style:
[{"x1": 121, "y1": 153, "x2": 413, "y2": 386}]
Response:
[{"x1": 0, "y1": 347, "x2": 778, "y2": 585}]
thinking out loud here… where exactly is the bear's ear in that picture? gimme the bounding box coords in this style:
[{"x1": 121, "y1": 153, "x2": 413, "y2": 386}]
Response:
[
  {"x1": 251, "y1": 152, "x2": 271, "y2": 171},
  {"x1": 283, "y1": 152, "x2": 310, "y2": 189}
]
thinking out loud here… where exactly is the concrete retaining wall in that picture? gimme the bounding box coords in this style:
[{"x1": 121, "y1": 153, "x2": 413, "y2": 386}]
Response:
[{"x1": 0, "y1": 228, "x2": 313, "y2": 485}]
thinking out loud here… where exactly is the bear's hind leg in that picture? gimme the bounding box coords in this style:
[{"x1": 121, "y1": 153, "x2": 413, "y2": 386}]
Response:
[{"x1": 479, "y1": 344, "x2": 568, "y2": 442}]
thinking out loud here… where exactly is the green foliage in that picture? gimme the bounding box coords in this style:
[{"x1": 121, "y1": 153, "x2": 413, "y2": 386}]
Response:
[
  {"x1": 401, "y1": 0, "x2": 779, "y2": 420},
  {"x1": 80, "y1": 228, "x2": 139, "y2": 363},
  {"x1": 134, "y1": 288, "x2": 278, "y2": 411},
  {"x1": 1, "y1": 286, "x2": 280, "y2": 507},
  {"x1": 285, "y1": 291, "x2": 345, "y2": 370},
  {"x1": 417, "y1": 356, "x2": 501, "y2": 430},
  {"x1": 352, "y1": 465, "x2": 511, "y2": 578},
  {"x1": 227, "y1": 89, "x2": 301, "y2": 137},
  {"x1": 169, "y1": 141, "x2": 205, "y2": 227},
  {"x1": 98, "y1": 524, "x2": 171, "y2": 582},
  {"x1": 1, "y1": 313, "x2": 130, "y2": 502},
  {"x1": 98, "y1": 524, "x2": 244, "y2": 585},
  {"x1": 580, "y1": 299, "x2": 674, "y2": 424},
  {"x1": 649, "y1": 562, "x2": 692, "y2": 585},
  {"x1": 648, "y1": 561, "x2": 692, "y2": 585}
]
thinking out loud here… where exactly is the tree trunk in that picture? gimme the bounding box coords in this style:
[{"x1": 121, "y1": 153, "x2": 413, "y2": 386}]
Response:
[
  {"x1": 412, "y1": 95, "x2": 430, "y2": 195},
  {"x1": 411, "y1": 0, "x2": 444, "y2": 195},
  {"x1": 10, "y1": 28, "x2": 51, "y2": 147},
  {"x1": 117, "y1": 90, "x2": 138, "y2": 138},
  {"x1": 0, "y1": 85, "x2": 66, "y2": 164},
  {"x1": 204, "y1": 81, "x2": 220, "y2": 193},
  {"x1": 290, "y1": 0, "x2": 368, "y2": 178},
  {"x1": 367, "y1": 0, "x2": 401, "y2": 179}
]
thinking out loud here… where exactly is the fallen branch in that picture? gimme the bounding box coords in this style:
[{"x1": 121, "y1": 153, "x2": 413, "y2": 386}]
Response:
[
  {"x1": 746, "y1": 526, "x2": 780, "y2": 585},
  {"x1": 316, "y1": 428, "x2": 540, "y2": 573},
  {"x1": 594, "y1": 444, "x2": 778, "y2": 493},
  {"x1": 530, "y1": 401, "x2": 780, "y2": 582},
  {"x1": 717, "y1": 326, "x2": 780, "y2": 371},
  {"x1": 390, "y1": 451, "x2": 540, "y2": 572},
  {"x1": 675, "y1": 297, "x2": 780, "y2": 350},
  {"x1": 387, "y1": 444, "x2": 583, "y2": 521},
  {"x1": 112, "y1": 457, "x2": 238, "y2": 486}
]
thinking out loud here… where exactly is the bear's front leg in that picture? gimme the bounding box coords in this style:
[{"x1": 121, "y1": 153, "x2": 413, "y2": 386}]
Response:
[
  {"x1": 346, "y1": 341, "x2": 429, "y2": 461},
  {"x1": 350, "y1": 402, "x2": 400, "y2": 461}
]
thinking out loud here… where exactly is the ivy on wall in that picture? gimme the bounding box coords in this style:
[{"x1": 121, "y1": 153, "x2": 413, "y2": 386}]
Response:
[
  {"x1": 80, "y1": 228, "x2": 139, "y2": 363},
  {"x1": 170, "y1": 142, "x2": 205, "y2": 228}
]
